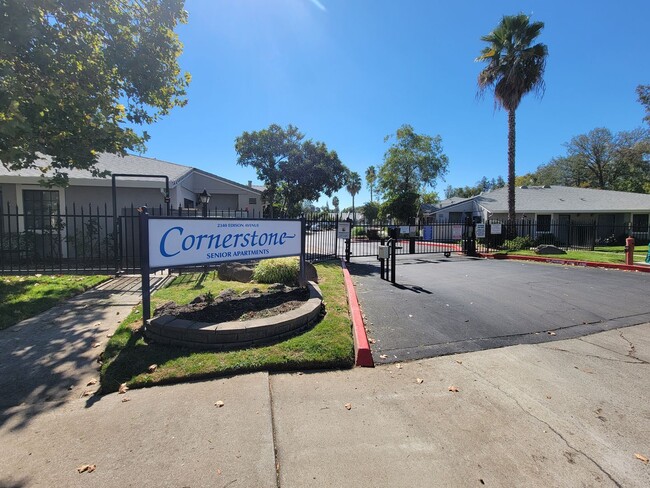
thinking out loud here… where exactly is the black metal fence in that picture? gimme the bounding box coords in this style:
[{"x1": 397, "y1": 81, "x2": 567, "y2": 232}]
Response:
[{"x1": 0, "y1": 203, "x2": 645, "y2": 275}]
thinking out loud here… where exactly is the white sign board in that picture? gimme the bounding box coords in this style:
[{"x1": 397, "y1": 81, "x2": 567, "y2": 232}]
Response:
[
  {"x1": 337, "y1": 222, "x2": 351, "y2": 239},
  {"x1": 475, "y1": 223, "x2": 486, "y2": 239},
  {"x1": 148, "y1": 218, "x2": 302, "y2": 269},
  {"x1": 452, "y1": 225, "x2": 463, "y2": 240},
  {"x1": 491, "y1": 223, "x2": 502, "y2": 235}
]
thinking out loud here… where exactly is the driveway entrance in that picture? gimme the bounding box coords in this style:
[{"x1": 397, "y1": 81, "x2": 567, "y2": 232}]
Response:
[{"x1": 347, "y1": 255, "x2": 650, "y2": 363}]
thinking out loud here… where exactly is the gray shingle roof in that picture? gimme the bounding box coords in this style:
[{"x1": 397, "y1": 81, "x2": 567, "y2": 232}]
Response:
[
  {"x1": 0, "y1": 153, "x2": 193, "y2": 184},
  {"x1": 474, "y1": 186, "x2": 650, "y2": 213}
]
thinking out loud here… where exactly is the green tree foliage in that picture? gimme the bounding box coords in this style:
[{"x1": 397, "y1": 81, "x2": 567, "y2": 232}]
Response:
[
  {"x1": 444, "y1": 176, "x2": 505, "y2": 199},
  {"x1": 0, "y1": 0, "x2": 190, "y2": 185},
  {"x1": 235, "y1": 124, "x2": 347, "y2": 218},
  {"x1": 365, "y1": 165, "x2": 377, "y2": 202},
  {"x1": 345, "y1": 171, "x2": 362, "y2": 223},
  {"x1": 331, "y1": 196, "x2": 340, "y2": 213},
  {"x1": 376, "y1": 124, "x2": 448, "y2": 221},
  {"x1": 361, "y1": 201, "x2": 380, "y2": 222},
  {"x1": 381, "y1": 192, "x2": 420, "y2": 222},
  {"x1": 477, "y1": 13, "x2": 548, "y2": 222},
  {"x1": 517, "y1": 128, "x2": 650, "y2": 193},
  {"x1": 638, "y1": 85, "x2": 650, "y2": 126}
]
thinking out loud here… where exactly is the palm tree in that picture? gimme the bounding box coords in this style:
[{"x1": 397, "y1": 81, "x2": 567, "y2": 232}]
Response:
[
  {"x1": 477, "y1": 13, "x2": 548, "y2": 224},
  {"x1": 365, "y1": 166, "x2": 377, "y2": 202},
  {"x1": 346, "y1": 171, "x2": 362, "y2": 224}
]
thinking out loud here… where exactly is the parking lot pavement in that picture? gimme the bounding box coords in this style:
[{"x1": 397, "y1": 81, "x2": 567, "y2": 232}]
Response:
[{"x1": 347, "y1": 255, "x2": 650, "y2": 363}]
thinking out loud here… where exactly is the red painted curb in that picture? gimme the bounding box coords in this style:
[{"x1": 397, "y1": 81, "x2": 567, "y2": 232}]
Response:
[
  {"x1": 479, "y1": 253, "x2": 650, "y2": 273},
  {"x1": 341, "y1": 259, "x2": 374, "y2": 367}
]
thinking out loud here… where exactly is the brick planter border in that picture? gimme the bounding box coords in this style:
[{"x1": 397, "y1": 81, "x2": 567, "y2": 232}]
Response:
[{"x1": 145, "y1": 282, "x2": 323, "y2": 350}]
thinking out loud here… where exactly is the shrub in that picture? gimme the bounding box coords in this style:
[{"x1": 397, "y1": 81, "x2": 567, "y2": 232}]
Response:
[
  {"x1": 252, "y1": 257, "x2": 300, "y2": 286},
  {"x1": 352, "y1": 227, "x2": 366, "y2": 238},
  {"x1": 501, "y1": 235, "x2": 535, "y2": 251},
  {"x1": 534, "y1": 233, "x2": 556, "y2": 246}
]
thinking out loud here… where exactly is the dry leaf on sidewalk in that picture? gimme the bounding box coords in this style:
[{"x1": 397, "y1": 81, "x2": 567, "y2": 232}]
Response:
[
  {"x1": 547, "y1": 331, "x2": 556, "y2": 336},
  {"x1": 635, "y1": 453, "x2": 649, "y2": 464},
  {"x1": 448, "y1": 386, "x2": 460, "y2": 392},
  {"x1": 379, "y1": 354, "x2": 388, "y2": 359},
  {"x1": 91, "y1": 342, "x2": 101, "y2": 348},
  {"x1": 77, "y1": 464, "x2": 96, "y2": 474},
  {"x1": 121, "y1": 397, "x2": 131, "y2": 403},
  {"x1": 344, "y1": 403, "x2": 352, "y2": 410},
  {"x1": 148, "y1": 364, "x2": 158, "y2": 373},
  {"x1": 81, "y1": 390, "x2": 93, "y2": 397},
  {"x1": 215, "y1": 400, "x2": 225, "y2": 408},
  {"x1": 455, "y1": 360, "x2": 463, "y2": 365},
  {"x1": 86, "y1": 378, "x2": 97, "y2": 386},
  {"x1": 118, "y1": 383, "x2": 129, "y2": 394},
  {"x1": 416, "y1": 378, "x2": 424, "y2": 384}
]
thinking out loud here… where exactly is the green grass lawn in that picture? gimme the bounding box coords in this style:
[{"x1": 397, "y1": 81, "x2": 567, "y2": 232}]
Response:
[
  {"x1": 593, "y1": 245, "x2": 649, "y2": 253},
  {"x1": 505, "y1": 249, "x2": 647, "y2": 264},
  {"x1": 100, "y1": 261, "x2": 354, "y2": 393},
  {"x1": 0, "y1": 274, "x2": 110, "y2": 330}
]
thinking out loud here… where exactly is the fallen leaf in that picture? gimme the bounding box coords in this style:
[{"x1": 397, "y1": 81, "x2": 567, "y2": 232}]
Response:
[
  {"x1": 118, "y1": 383, "x2": 129, "y2": 394},
  {"x1": 106, "y1": 333, "x2": 113, "y2": 338},
  {"x1": 82, "y1": 390, "x2": 93, "y2": 397},
  {"x1": 416, "y1": 378, "x2": 424, "y2": 384},
  {"x1": 379, "y1": 354, "x2": 388, "y2": 359},
  {"x1": 634, "y1": 453, "x2": 649, "y2": 464},
  {"x1": 147, "y1": 364, "x2": 158, "y2": 373},
  {"x1": 448, "y1": 386, "x2": 460, "y2": 392},
  {"x1": 91, "y1": 342, "x2": 101, "y2": 348},
  {"x1": 215, "y1": 400, "x2": 225, "y2": 408},
  {"x1": 344, "y1": 403, "x2": 352, "y2": 410},
  {"x1": 121, "y1": 397, "x2": 131, "y2": 403},
  {"x1": 77, "y1": 464, "x2": 96, "y2": 474},
  {"x1": 547, "y1": 331, "x2": 557, "y2": 336},
  {"x1": 455, "y1": 360, "x2": 463, "y2": 365},
  {"x1": 86, "y1": 378, "x2": 97, "y2": 386}
]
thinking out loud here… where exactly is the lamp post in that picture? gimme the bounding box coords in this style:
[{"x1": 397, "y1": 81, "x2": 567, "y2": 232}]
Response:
[{"x1": 198, "y1": 189, "x2": 211, "y2": 217}]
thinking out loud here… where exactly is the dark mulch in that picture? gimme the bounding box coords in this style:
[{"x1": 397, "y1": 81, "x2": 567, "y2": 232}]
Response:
[{"x1": 153, "y1": 286, "x2": 310, "y2": 324}]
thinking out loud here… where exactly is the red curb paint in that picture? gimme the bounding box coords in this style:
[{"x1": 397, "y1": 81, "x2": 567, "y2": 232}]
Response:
[
  {"x1": 341, "y1": 259, "x2": 374, "y2": 367},
  {"x1": 479, "y1": 253, "x2": 650, "y2": 273}
]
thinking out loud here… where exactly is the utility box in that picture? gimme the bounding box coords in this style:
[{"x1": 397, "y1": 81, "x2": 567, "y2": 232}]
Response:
[{"x1": 378, "y1": 245, "x2": 389, "y2": 260}]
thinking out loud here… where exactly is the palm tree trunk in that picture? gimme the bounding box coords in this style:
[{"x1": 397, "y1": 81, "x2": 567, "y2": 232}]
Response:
[{"x1": 507, "y1": 109, "x2": 516, "y2": 232}]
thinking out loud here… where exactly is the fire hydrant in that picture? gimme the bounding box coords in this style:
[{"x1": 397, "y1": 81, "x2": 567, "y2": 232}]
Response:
[{"x1": 625, "y1": 236, "x2": 635, "y2": 265}]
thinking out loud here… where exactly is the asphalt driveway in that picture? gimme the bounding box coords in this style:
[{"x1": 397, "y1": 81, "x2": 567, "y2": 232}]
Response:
[{"x1": 347, "y1": 255, "x2": 650, "y2": 363}]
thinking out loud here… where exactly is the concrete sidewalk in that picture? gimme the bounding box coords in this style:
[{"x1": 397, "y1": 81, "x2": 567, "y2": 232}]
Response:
[{"x1": 2, "y1": 322, "x2": 649, "y2": 487}]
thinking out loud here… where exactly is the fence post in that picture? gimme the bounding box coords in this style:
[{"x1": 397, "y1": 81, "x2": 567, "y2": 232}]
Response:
[
  {"x1": 334, "y1": 214, "x2": 339, "y2": 258},
  {"x1": 138, "y1": 206, "x2": 151, "y2": 325},
  {"x1": 345, "y1": 218, "x2": 352, "y2": 263}
]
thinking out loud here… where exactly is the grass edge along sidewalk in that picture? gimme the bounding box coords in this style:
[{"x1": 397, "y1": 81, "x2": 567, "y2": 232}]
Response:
[
  {"x1": 0, "y1": 274, "x2": 110, "y2": 331},
  {"x1": 100, "y1": 261, "x2": 354, "y2": 393}
]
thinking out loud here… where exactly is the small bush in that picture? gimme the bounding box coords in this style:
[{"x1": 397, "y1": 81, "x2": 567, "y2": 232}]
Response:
[
  {"x1": 252, "y1": 257, "x2": 300, "y2": 286},
  {"x1": 352, "y1": 227, "x2": 366, "y2": 238},
  {"x1": 501, "y1": 235, "x2": 535, "y2": 251}
]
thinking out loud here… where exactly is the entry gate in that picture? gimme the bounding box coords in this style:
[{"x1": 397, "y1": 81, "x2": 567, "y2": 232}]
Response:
[{"x1": 342, "y1": 221, "x2": 477, "y2": 260}]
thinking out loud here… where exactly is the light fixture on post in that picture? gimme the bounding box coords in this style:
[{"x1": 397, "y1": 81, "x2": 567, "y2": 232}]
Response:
[{"x1": 198, "y1": 189, "x2": 211, "y2": 217}]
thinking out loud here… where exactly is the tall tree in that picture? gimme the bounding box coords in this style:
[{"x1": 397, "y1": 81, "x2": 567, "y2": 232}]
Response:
[
  {"x1": 345, "y1": 171, "x2": 362, "y2": 223},
  {"x1": 477, "y1": 13, "x2": 548, "y2": 223},
  {"x1": 376, "y1": 124, "x2": 448, "y2": 220},
  {"x1": 235, "y1": 124, "x2": 347, "y2": 218},
  {"x1": 365, "y1": 166, "x2": 377, "y2": 202},
  {"x1": 0, "y1": 0, "x2": 190, "y2": 185},
  {"x1": 332, "y1": 196, "x2": 340, "y2": 214},
  {"x1": 638, "y1": 85, "x2": 650, "y2": 127}
]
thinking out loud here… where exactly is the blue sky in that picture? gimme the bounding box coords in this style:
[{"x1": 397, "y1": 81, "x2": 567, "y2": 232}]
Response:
[{"x1": 141, "y1": 0, "x2": 650, "y2": 209}]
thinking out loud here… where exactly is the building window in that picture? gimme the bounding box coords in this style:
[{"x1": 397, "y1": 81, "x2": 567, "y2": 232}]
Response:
[
  {"x1": 23, "y1": 190, "x2": 60, "y2": 230},
  {"x1": 449, "y1": 212, "x2": 463, "y2": 223},
  {"x1": 184, "y1": 198, "x2": 195, "y2": 209},
  {"x1": 537, "y1": 214, "x2": 551, "y2": 232},
  {"x1": 249, "y1": 197, "x2": 257, "y2": 205},
  {"x1": 632, "y1": 214, "x2": 649, "y2": 233}
]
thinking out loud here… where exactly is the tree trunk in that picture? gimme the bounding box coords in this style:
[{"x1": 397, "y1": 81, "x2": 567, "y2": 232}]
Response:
[{"x1": 507, "y1": 109, "x2": 517, "y2": 234}]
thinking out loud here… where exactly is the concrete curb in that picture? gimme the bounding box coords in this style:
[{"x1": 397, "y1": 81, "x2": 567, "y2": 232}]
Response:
[
  {"x1": 480, "y1": 253, "x2": 650, "y2": 273},
  {"x1": 340, "y1": 259, "x2": 374, "y2": 367}
]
